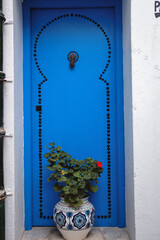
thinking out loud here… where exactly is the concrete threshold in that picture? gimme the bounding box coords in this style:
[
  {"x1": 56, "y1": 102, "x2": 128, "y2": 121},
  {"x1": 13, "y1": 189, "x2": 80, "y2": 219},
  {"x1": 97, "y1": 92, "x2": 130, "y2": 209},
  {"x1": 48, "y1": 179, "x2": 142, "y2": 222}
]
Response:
[{"x1": 21, "y1": 227, "x2": 130, "y2": 240}]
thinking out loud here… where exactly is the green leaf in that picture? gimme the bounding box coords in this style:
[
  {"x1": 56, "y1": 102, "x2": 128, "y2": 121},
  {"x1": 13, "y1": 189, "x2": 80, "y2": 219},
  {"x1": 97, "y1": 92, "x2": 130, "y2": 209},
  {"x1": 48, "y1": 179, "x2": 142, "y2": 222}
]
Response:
[
  {"x1": 47, "y1": 177, "x2": 52, "y2": 182},
  {"x1": 49, "y1": 143, "x2": 55, "y2": 147},
  {"x1": 50, "y1": 153, "x2": 58, "y2": 157},
  {"x1": 70, "y1": 187, "x2": 78, "y2": 195},
  {"x1": 56, "y1": 165, "x2": 62, "y2": 170},
  {"x1": 48, "y1": 159, "x2": 57, "y2": 164},
  {"x1": 56, "y1": 146, "x2": 62, "y2": 151},
  {"x1": 68, "y1": 195, "x2": 79, "y2": 203},
  {"x1": 59, "y1": 151, "x2": 66, "y2": 157},
  {"x1": 72, "y1": 200, "x2": 83, "y2": 208},
  {"x1": 66, "y1": 153, "x2": 72, "y2": 160},
  {"x1": 53, "y1": 183, "x2": 63, "y2": 192},
  {"x1": 64, "y1": 195, "x2": 70, "y2": 204},
  {"x1": 67, "y1": 179, "x2": 77, "y2": 186},
  {"x1": 70, "y1": 159, "x2": 77, "y2": 165},
  {"x1": 78, "y1": 181, "x2": 85, "y2": 189},
  {"x1": 47, "y1": 173, "x2": 56, "y2": 181},
  {"x1": 73, "y1": 171, "x2": 80, "y2": 178},
  {"x1": 63, "y1": 186, "x2": 70, "y2": 194},
  {"x1": 91, "y1": 172, "x2": 99, "y2": 179},
  {"x1": 44, "y1": 153, "x2": 51, "y2": 158},
  {"x1": 84, "y1": 172, "x2": 91, "y2": 179},
  {"x1": 85, "y1": 157, "x2": 94, "y2": 162},
  {"x1": 89, "y1": 185, "x2": 98, "y2": 193},
  {"x1": 68, "y1": 169, "x2": 74, "y2": 174},
  {"x1": 46, "y1": 165, "x2": 54, "y2": 171},
  {"x1": 57, "y1": 176, "x2": 67, "y2": 182},
  {"x1": 78, "y1": 189, "x2": 87, "y2": 199}
]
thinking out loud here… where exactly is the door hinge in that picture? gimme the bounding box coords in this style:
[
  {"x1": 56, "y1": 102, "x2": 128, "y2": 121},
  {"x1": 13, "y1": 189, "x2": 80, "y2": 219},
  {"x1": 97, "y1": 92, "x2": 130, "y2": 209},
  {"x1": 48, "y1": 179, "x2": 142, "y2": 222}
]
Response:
[
  {"x1": 0, "y1": 190, "x2": 7, "y2": 201},
  {"x1": 0, "y1": 127, "x2": 5, "y2": 137},
  {"x1": 0, "y1": 11, "x2": 5, "y2": 23},
  {"x1": 0, "y1": 71, "x2": 6, "y2": 82}
]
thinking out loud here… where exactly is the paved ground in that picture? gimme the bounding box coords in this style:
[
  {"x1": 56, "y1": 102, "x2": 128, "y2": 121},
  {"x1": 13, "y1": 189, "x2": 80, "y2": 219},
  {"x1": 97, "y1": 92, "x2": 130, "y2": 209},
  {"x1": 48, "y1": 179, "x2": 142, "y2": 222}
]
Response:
[{"x1": 21, "y1": 227, "x2": 130, "y2": 240}]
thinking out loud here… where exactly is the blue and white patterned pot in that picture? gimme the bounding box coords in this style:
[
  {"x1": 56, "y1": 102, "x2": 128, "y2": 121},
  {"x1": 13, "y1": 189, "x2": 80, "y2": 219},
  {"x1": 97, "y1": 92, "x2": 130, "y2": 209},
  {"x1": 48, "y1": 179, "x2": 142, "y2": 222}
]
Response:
[{"x1": 53, "y1": 197, "x2": 95, "y2": 240}]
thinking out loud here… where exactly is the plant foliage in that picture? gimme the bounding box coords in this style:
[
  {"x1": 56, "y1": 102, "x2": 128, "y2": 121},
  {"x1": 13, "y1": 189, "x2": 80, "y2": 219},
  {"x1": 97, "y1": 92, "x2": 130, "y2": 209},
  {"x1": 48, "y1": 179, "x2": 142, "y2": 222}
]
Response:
[{"x1": 44, "y1": 143, "x2": 104, "y2": 207}]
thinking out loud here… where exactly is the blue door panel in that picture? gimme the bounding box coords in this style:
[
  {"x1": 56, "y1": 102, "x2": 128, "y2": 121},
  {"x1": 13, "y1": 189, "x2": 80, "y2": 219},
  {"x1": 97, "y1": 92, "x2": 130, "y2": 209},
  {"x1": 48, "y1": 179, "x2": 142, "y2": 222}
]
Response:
[{"x1": 30, "y1": 7, "x2": 120, "y2": 227}]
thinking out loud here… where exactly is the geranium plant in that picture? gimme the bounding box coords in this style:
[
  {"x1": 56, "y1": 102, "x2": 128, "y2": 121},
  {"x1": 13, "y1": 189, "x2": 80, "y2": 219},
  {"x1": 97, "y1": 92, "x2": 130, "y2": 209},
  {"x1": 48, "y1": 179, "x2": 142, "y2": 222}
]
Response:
[{"x1": 44, "y1": 143, "x2": 104, "y2": 207}]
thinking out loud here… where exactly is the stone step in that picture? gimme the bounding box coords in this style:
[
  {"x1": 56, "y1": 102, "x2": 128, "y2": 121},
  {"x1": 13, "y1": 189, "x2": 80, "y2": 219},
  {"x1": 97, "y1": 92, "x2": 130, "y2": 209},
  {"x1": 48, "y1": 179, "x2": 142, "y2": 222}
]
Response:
[{"x1": 21, "y1": 227, "x2": 130, "y2": 240}]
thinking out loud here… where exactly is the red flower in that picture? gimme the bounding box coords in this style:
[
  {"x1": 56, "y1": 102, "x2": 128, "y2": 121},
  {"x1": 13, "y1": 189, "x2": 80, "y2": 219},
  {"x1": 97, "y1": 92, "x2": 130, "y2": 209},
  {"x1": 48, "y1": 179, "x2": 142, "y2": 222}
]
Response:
[{"x1": 97, "y1": 161, "x2": 103, "y2": 168}]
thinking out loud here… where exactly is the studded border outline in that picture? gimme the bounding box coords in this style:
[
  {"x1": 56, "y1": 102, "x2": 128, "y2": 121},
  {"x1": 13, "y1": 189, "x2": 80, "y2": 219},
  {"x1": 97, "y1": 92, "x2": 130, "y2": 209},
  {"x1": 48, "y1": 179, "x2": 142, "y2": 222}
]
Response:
[{"x1": 33, "y1": 13, "x2": 112, "y2": 220}]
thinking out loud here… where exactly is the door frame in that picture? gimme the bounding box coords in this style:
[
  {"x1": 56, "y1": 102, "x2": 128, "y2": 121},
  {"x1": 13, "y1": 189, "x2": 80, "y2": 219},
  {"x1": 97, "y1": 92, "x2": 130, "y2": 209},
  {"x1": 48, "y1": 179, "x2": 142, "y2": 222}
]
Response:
[{"x1": 23, "y1": 0, "x2": 125, "y2": 230}]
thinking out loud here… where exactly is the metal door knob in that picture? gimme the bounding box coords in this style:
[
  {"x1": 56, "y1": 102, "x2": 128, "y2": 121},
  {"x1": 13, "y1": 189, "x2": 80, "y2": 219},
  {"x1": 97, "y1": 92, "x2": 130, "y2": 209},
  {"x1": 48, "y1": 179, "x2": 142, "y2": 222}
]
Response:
[{"x1": 67, "y1": 51, "x2": 79, "y2": 68}]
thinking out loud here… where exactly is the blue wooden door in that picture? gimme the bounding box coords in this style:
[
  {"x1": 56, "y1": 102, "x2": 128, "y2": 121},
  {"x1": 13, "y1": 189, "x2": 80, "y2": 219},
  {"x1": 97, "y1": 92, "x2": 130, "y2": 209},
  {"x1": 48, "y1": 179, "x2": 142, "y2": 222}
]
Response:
[{"x1": 29, "y1": 5, "x2": 124, "y2": 227}]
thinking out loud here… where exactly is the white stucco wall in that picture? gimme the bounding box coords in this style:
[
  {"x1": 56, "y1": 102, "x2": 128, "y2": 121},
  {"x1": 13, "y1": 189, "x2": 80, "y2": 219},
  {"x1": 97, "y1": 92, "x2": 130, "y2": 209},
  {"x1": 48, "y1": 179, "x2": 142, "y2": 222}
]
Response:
[
  {"x1": 131, "y1": 0, "x2": 160, "y2": 239},
  {"x1": 3, "y1": 0, "x2": 24, "y2": 240},
  {"x1": 123, "y1": 0, "x2": 160, "y2": 239}
]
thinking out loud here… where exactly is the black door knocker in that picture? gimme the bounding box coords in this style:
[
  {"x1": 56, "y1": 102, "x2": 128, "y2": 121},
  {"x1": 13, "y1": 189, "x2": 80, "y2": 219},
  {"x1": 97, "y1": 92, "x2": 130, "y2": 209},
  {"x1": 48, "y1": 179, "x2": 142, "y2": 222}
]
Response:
[{"x1": 67, "y1": 51, "x2": 79, "y2": 68}]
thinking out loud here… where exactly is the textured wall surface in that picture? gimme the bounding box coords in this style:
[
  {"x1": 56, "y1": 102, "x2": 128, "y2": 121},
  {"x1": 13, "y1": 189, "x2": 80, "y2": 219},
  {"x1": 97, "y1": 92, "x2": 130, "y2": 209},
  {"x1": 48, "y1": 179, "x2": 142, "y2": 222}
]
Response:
[
  {"x1": 3, "y1": 0, "x2": 15, "y2": 239},
  {"x1": 3, "y1": 0, "x2": 24, "y2": 240},
  {"x1": 131, "y1": 0, "x2": 160, "y2": 239}
]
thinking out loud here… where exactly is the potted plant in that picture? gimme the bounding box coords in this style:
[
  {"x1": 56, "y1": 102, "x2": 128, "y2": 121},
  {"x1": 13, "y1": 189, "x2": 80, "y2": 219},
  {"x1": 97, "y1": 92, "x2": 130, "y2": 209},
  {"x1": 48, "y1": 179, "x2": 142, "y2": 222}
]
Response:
[{"x1": 44, "y1": 143, "x2": 104, "y2": 240}]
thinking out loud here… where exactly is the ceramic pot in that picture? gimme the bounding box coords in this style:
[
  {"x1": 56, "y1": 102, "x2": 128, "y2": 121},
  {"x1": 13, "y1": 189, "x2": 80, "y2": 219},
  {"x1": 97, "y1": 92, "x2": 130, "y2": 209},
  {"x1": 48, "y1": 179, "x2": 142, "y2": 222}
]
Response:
[{"x1": 53, "y1": 196, "x2": 95, "y2": 240}]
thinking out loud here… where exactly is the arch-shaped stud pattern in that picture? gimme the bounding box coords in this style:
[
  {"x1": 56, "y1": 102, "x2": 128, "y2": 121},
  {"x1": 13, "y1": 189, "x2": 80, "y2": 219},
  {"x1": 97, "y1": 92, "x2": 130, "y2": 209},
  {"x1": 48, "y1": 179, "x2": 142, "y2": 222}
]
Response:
[{"x1": 34, "y1": 13, "x2": 112, "y2": 220}]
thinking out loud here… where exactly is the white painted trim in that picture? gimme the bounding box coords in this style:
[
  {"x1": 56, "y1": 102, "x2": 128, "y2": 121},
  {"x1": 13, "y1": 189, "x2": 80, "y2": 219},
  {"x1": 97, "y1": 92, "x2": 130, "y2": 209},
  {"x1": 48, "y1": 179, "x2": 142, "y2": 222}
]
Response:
[{"x1": 122, "y1": 0, "x2": 135, "y2": 239}]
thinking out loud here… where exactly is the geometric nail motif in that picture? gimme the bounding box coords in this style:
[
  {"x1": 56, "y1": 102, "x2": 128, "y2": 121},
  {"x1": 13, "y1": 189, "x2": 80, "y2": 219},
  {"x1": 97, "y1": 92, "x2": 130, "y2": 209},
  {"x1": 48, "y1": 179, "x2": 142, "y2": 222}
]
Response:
[{"x1": 34, "y1": 13, "x2": 112, "y2": 220}]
